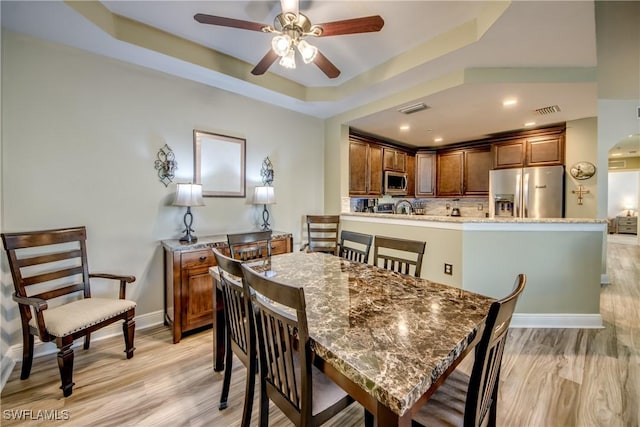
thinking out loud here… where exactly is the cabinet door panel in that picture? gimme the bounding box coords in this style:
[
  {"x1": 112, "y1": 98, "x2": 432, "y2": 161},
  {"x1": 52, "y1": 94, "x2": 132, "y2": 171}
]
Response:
[
  {"x1": 349, "y1": 141, "x2": 369, "y2": 195},
  {"x1": 369, "y1": 145, "x2": 383, "y2": 196},
  {"x1": 494, "y1": 141, "x2": 525, "y2": 169},
  {"x1": 182, "y1": 266, "x2": 213, "y2": 330},
  {"x1": 464, "y1": 149, "x2": 492, "y2": 195},
  {"x1": 437, "y1": 151, "x2": 463, "y2": 196},
  {"x1": 415, "y1": 152, "x2": 436, "y2": 197},
  {"x1": 406, "y1": 155, "x2": 415, "y2": 197},
  {"x1": 527, "y1": 136, "x2": 563, "y2": 166}
]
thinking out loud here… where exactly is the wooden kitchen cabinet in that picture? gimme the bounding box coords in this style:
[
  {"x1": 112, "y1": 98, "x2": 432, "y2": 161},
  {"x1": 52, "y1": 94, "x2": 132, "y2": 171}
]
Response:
[
  {"x1": 349, "y1": 138, "x2": 383, "y2": 196},
  {"x1": 493, "y1": 130, "x2": 564, "y2": 169},
  {"x1": 437, "y1": 150, "x2": 464, "y2": 196},
  {"x1": 463, "y1": 147, "x2": 492, "y2": 196},
  {"x1": 162, "y1": 232, "x2": 293, "y2": 344},
  {"x1": 383, "y1": 147, "x2": 407, "y2": 172},
  {"x1": 406, "y1": 154, "x2": 415, "y2": 196},
  {"x1": 415, "y1": 151, "x2": 436, "y2": 197}
]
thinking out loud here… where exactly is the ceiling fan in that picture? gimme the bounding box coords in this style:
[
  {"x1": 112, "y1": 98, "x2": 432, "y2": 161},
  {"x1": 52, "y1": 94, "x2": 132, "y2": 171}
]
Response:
[{"x1": 194, "y1": 0, "x2": 384, "y2": 79}]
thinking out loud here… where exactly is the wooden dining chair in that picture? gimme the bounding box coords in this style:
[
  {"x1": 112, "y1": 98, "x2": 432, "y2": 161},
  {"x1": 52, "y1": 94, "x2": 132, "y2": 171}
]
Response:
[
  {"x1": 372, "y1": 235, "x2": 426, "y2": 277},
  {"x1": 227, "y1": 230, "x2": 272, "y2": 261},
  {"x1": 1, "y1": 226, "x2": 136, "y2": 397},
  {"x1": 301, "y1": 215, "x2": 340, "y2": 255},
  {"x1": 241, "y1": 263, "x2": 355, "y2": 427},
  {"x1": 411, "y1": 274, "x2": 527, "y2": 427},
  {"x1": 338, "y1": 230, "x2": 373, "y2": 263},
  {"x1": 212, "y1": 248, "x2": 256, "y2": 427}
]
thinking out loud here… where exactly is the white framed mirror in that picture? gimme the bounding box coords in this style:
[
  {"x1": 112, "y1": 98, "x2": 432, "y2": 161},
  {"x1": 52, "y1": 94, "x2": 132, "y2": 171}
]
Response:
[{"x1": 193, "y1": 130, "x2": 246, "y2": 197}]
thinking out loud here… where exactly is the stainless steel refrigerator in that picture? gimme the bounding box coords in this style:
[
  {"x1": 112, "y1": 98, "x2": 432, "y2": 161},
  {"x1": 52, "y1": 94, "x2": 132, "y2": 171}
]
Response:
[{"x1": 489, "y1": 165, "x2": 564, "y2": 218}]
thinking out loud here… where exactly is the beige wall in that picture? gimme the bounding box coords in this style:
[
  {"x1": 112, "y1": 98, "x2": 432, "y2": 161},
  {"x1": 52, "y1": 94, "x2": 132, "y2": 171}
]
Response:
[
  {"x1": 565, "y1": 117, "x2": 598, "y2": 218},
  {"x1": 0, "y1": 32, "x2": 325, "y2": 348}
]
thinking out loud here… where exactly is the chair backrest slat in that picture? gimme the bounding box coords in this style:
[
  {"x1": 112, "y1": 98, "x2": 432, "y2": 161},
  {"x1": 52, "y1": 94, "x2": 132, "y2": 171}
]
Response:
[
  {"x1": 465, "y1": 274, "x2": 526, "y2": 427},
  {"x1": 227, "y1": 230, "x2": 272, "y2": 261},
  {"x1": 373, "y1": 235, "x2": 426, "y2": 277},
  {"x1": 305, "y1": 215, "x2": 340, "y2": 255},
  {"x1": 338, "y1": 230, "x2": 373, "y2": 263},
  {"x1": 241, "y1": 263, "x2": 310, "y2": 424},
  {"x1": 2, "y1": 226, "x2": 91, "y2": 302},
  {"x1": 212, "y1": 248, "x2": 254, "y2": 363}
]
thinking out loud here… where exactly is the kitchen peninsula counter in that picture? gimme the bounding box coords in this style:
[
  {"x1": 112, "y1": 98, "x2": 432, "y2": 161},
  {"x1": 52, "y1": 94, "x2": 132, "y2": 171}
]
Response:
[{"x1": 341, "y1": 212, "x2": 606, "y2": 328}]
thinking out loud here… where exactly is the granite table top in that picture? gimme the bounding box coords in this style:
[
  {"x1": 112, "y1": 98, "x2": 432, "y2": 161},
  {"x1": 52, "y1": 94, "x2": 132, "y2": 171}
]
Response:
[{"x1": 256, "y1": 251, "x2": 495, "y2": 417}]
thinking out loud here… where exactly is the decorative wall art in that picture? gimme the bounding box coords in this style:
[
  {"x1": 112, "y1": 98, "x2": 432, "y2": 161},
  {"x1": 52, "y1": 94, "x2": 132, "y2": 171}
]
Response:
[
  {"x1": 193, "y1": 130, "x2": 246, "y2": 197},
  {"x1": 154, "y1": 144, "x2": 177, "y2": 187}
]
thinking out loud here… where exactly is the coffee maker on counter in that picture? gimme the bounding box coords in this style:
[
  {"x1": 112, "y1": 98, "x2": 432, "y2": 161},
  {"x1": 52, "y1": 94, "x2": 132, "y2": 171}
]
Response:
[{"x1": 354, "y1": 198, "x2": 377, "y2": 213}]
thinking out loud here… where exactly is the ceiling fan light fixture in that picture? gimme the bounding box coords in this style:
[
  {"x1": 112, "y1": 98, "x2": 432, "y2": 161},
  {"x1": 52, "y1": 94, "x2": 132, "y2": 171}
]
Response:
[
  {"x1": 279, "y1": 48, "x2": 296, "y2": 69},
  {"x1": 297, "y1": 40, "x2": 318, "y2": 64},
  {"x1": 272, "y1": 34, "x2": 292, "y2": 57}
]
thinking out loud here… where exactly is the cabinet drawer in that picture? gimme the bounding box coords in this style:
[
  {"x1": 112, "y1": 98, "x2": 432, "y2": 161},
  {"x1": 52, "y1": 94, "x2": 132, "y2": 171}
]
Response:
[
  {"x1": 181, "y1": 249, "x2": 216, "y2": 268},
  {"x1": 617, "y1": 217, "x2": 636, "y2": 226},
  {"x1": 272, "y1": 238, "x2": 289, "y2": 255}
]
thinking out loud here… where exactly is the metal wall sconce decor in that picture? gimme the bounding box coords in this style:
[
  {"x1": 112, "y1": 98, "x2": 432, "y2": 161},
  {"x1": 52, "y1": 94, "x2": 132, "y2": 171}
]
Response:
[
  {"x1": 154, "y1": 144, "x2": 178, "y2": 187},
  {"x1": 261, "y1": 156, "x2": 274, "y2": 185}
]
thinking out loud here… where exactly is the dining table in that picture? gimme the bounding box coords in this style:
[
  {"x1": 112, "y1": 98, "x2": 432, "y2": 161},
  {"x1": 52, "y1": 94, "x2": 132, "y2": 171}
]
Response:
[{"x1": 211, "y1": 251, "x2": 495, "y2": 426}]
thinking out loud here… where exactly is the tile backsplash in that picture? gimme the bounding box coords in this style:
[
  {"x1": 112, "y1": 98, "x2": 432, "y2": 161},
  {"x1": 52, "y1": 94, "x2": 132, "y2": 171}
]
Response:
[{"x1": 349, "y1": 197, "x2": 490, "y2": 218}]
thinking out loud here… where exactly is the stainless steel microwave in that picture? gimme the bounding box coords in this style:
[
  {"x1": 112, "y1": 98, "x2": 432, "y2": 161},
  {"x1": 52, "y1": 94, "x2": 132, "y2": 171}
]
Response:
[{"x1": 384, "y1": 171, "x2": 408, "y2": 195}]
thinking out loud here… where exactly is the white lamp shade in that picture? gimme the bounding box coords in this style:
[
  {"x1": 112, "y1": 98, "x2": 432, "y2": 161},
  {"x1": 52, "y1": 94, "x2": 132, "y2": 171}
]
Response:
[
  {"x1": 254, "y1": 186, "x2": 276, "y2": 205},
  {"x1": 173, "y1": 183, "x2": 205, "y2": 207}
]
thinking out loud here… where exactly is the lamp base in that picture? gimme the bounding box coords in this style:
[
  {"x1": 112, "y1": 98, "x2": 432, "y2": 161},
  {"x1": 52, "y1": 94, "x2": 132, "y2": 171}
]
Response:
[
  {"x1": 179, "y1": 233, "x2": 198, "y2": 244},
  {"x1": 260, "y1": 204, "x2": 271, "y2": 231},
  {"x1": 179, "y1": 207, "x2": 198, "y2": 244}
]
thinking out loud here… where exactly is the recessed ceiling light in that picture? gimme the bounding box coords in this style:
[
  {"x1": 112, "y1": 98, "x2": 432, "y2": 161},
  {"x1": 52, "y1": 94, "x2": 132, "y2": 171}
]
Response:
[
  {"x1": 524, "y1": 121, "x2": 536, "y2": 127},
  {"x1": 399, "y1": 125, "x2": 410, "y2": 131},
  {"x1": 611, "y1": 153, "x2": 623, "y2": 157},
  {"x1": 503, "y1": 99, "x2": 517, "y2": 107},
  {"x1": 434, "y1": 137, "x2": 443, "y2": 142}
]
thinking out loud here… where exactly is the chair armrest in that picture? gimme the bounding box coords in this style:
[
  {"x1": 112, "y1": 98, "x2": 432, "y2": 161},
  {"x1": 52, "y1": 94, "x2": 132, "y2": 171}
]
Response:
[
  {"x1": 89, "y1": 273, "x2": 136, "y2": 299},
  {"x1": 12, "y1": 293, "x2": 48, "y2": 311}
]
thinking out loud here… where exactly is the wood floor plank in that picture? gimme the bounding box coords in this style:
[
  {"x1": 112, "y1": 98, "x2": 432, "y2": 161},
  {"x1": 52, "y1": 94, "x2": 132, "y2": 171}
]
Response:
[{"x1": 1, "y1": 238, "x2": 638, "y2": 426}]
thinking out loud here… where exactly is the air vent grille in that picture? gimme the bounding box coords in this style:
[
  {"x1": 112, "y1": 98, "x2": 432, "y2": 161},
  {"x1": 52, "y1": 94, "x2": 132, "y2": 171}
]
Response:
[
  {"x1": 398, "y1": 102, "x2": 429, "y2": 115},
  {"x1": 534, "y1": 105, "x2": 561, "y2": 115}
]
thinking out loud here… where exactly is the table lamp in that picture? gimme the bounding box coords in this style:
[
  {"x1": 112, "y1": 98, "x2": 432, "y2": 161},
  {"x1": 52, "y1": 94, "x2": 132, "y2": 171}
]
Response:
[
  {"x1": 173, "y1": 183, "x2": 205, "y2": 243},
  {"x1": 254, "y1": 186, "x2": 275, "y2": 231}
]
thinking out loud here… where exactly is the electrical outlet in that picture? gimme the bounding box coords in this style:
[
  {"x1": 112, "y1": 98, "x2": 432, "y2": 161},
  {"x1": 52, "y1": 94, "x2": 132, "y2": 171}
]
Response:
[{"x1": 444, "y1": 263, "x2": 453, "y2": 275}]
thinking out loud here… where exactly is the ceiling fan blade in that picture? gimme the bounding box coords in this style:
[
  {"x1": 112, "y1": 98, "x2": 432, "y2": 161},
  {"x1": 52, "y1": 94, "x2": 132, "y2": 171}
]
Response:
[
  {"x1": 313, "y1": 50, "x2": 340, "y2": 79},
  {"x1": 316, "y1": 15, "x2": 384, "y2": 37},
  {"x1": 251, "y1": 50, "x2": 280, "y2": 75},
  {"x1": 194, "y1": 13, "x2": 266, "y2": 32}
]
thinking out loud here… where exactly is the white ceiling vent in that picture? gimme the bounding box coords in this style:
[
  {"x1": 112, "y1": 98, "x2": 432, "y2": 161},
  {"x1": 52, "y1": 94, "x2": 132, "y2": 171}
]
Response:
[
  {"x1": 398, "y1": 102, "x2": 429, "y2": 114},
  {"x1": 534, "y1": 105, "x2": 561, "y2": 115},
  {"x1": 609, "y1": 159, "x2": 627, "y2": 169}
]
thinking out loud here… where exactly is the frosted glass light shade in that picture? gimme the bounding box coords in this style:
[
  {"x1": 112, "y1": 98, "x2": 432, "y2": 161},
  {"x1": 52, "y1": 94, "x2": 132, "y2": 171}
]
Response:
[
  {"x1": 254, "y1": 186, "x2": 276, "y2": 205},
  {"x1": 173, "y1": 183, "x2": 205, "y2": 207},
  {"x1": 279, "y1": 48, "x2": 296, "y2": 69},
  {"x1": 297, "y1": 40, "x2": 318, "y2": 64},
  {"x1": 271, "y1": 35, "x2": 292, "y2": 57}
]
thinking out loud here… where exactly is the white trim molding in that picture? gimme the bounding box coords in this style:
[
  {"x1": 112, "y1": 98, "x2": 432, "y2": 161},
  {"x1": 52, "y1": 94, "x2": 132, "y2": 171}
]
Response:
[
  {"x1": 1, "y1": 310, "x2": 164, "y2": 392},
  {"x1": 511, "y1": 313, "x2": 603, "y2": 329}
]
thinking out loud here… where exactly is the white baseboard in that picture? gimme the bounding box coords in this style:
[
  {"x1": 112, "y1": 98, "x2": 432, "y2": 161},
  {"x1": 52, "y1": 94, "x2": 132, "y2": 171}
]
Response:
[
  {"x1": 601, "y1": 273, "x2": 611, "y2": 285},
  {"x1": 511, "y1": 313, "x2": 603, "y2": 329},
  {"x1": 1, "y1": 310, "x2": 164, "y2": 392}
]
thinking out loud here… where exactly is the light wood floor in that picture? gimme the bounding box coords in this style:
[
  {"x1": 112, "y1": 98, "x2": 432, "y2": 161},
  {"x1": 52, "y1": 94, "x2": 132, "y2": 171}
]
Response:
[{"x1": 2, "y1": 241, "x2": 638, "y2": 426}]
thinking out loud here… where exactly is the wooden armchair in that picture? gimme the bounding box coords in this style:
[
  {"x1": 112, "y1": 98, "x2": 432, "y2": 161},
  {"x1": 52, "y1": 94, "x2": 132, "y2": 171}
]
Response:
[
  {"x1": 1, "y1": 226, "x2": 136, "y2": 397},
  {"x1": 338, "y1": 230, "x2": 373, "y2": 263}
]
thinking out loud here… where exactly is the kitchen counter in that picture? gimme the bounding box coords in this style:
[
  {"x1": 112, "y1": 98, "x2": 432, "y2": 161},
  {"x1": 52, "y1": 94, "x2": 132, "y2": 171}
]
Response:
[{"x1": 341, "y1": 213, "x2": 605, "y2": 328}]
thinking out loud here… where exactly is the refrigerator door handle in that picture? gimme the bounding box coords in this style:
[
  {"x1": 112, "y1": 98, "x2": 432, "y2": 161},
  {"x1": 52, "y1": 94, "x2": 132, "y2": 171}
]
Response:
[
  {"x1": 515, "y1": 173, "x2": 521, "y2": 217},
  {"x1": 523, "y1": 172, "x2": 530, "y2": 217}
]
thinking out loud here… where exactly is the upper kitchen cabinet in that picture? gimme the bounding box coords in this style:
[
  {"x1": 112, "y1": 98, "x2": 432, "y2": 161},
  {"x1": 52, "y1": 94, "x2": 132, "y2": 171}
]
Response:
[
  {"x1": 437, "y1": 150, "x2": 463, "y2": 196},
  {"x1": 415, "y1": 152, "x2": 436, "y2": 197},
  {"x1": 406, "y1": 154, "x2": 416, "y2": 197},
  {"x1": 493, "y1": 127, "x2": 565, "y2": 169},
  {"x1": 349, "y1": 138, "x2": 383, "y2": 197},
  {"x1": 437, "y1": 147, "x2": 491, "y2": 197},
  {"x1": 463, "y1": 147, "x2": 492, "y2": 195},
  {"x1": 383, "y1": 147, "x2": 407, "y2": 172}
]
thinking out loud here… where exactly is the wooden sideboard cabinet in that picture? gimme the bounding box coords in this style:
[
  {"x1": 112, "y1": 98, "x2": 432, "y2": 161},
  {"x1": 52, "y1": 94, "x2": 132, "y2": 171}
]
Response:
[{"x1": 162, "y1": 231, "x2": 293, "y2": 344}]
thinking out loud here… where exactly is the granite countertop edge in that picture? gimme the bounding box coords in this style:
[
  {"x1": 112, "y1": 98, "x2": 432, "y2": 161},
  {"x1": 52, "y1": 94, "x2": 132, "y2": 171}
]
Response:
[{"x1": 341, "y1": 212, "x2": 606, "y2": 224}]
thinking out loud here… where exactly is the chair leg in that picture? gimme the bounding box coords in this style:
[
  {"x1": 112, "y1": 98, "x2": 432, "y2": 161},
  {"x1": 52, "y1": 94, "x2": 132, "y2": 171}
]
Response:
[
  {"x1": 123, "y1": 316, "x2": 135, "y2": 359},
  {"x1": 364, "y1": 409, "x2": 374, "y2": 427},
  {"x1": 57, "y1": 344, "x2": 75, "y2": 397},
  {"x1": 20, "y1": 332, "x2": 34, "y2": 380},
  {"x1": 259, "y1": 375, "x2": 269, "y2": 427},
  {"x1": 219, "y1": 334, "x2": 234, "y2": 410},
  {"x1": 84, "y1": 333, "x2": 91, "y2": 350},
  {"x1": 240, "y1": 355, "x2": 257, "y2": 427}
]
